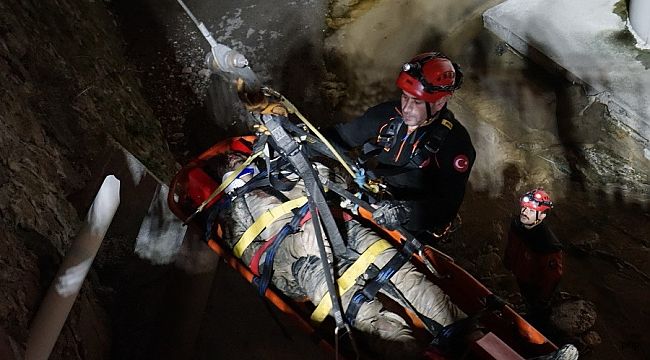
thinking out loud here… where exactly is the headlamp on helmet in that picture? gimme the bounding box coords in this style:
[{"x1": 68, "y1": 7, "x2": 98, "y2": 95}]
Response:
[
  {"x1": 520, "y1": 188, "x2": 553, "y2": 212},
  {"x1": 396, "y1": 52, "x2": 463, "y2": 103}
]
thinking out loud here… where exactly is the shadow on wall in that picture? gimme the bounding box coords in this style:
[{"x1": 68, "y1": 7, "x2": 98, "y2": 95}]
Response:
[
  {"x1": 534, "y1": 22, "x2": 649, "y2": 200},
  {"x1": 186, "y1": 73, "x2": 252, "y2": 154},
  {"x1": 513, "y1": 45, "x2": 591, "y2": 192},
  {"x1": 66, "y1": 143, "x2": 221, "y2": 360},
  {"x1": 110, "y1": 0, "x2": 204, "y2": 164},
  {"x1": 280, "y1": 38, "x2": 333, "y2": 125},
  {"x1": 468, "y1": 11, "x2": 649, "y2": 206},
  {"x1": 324, "y1": 0, "x2": 458, "y2": 120},
  {"x1": 192, "y1": 37, "x2": 332, "y2": 155}
]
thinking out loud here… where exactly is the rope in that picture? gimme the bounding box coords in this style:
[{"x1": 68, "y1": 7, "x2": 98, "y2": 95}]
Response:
[
  {"x1": 175, "y1": 0, "x2": 219, "y2": 48},
  {"x1": 262, "y1": 87, "x2": 356, "y2": 178},
  {"x1": 185, "y1": 151, "x2": 264, "y2": 224}
]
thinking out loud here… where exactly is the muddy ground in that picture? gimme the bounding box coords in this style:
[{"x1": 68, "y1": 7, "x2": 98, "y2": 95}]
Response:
[{"x1": 0, "y1": 0, "x2": 648, "y2": 359}]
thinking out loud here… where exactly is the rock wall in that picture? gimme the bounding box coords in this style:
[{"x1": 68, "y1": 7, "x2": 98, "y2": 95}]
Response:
[
  {"x1": 324, "y1": 0, "x2": 650, "y2": 202},
  {"x1": 0, "y1": 1, "x2": 175, "y2": 358}
]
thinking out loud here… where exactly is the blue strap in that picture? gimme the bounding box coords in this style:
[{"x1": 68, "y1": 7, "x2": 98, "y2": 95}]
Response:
[
  {"x1": 203, "y1": 197, "x2": 232, "y2": 240},
  {"x1": 255, "y1": 203, "x2": 310, "y2": 296},
  {"x1": 345, "y1": 240, "x2": 421, "y2": 325}
]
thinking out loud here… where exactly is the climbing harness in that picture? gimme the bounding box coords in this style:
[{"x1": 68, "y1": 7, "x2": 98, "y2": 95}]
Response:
[
  {"x1": 168, "y1": 2, "x2": 560, "y2": 358},
  {"x1": 233, "y1": 196, "x2": 308, "y2": 258},
  {"x1": 251, "y1": 113, "x2": 356, "y2": 350},
  {"x1": 344, "y1": 236, "x2": 422, "y2": 327},
  {"x1": 367, "y1": 113, "x2": 455, "y2": 172}
]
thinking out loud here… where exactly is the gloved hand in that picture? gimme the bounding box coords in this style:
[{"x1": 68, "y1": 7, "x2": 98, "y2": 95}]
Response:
[
  {"x1": 372, "y1": 200, "x2": 411, "y2": 230},
  {"x1": 354, "y1": 167, "x2": 366, "y2": 189}
]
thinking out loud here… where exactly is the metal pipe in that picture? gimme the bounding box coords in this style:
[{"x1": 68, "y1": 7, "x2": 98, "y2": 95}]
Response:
[
  {"x1": 25, "y1": 175, "x2": 121, "y2": 360},
  {"x1": 629, "y1": 0, "x2": 650, "y2": 48}
]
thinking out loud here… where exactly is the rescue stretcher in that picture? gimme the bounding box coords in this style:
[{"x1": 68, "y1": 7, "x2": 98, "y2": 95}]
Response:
[{"x1": 168, "y1": 134, "x2": 559, "y2": 360}]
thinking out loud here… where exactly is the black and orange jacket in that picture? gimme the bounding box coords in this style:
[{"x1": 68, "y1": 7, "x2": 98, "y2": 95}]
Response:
[{"x1": 332, "y1": 101, "x2": 475, "y2": 233}]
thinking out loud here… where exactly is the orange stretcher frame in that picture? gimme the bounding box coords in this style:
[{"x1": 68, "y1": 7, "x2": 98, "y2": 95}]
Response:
[{"x1": 167, "y1": 136, "x2": 558, "y2": 359}]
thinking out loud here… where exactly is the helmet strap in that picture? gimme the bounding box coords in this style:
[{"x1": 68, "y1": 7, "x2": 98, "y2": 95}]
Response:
[
  {"x1": 520, "y1": 208, "x2": 543, "y2": 229},
  {"x1": 531, "y1": 210, "x2": 544, "y2": 227},
  {"x1": 424, "y1": 102, "x2": 446, "y2": 124}
]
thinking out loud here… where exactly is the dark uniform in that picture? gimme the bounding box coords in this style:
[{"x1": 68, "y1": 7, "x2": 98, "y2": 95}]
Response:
[
  {"x1": 333, "y1": 101, "x2": 476, "y2": 235},
  {"x1": 503, "y1": 218, "x2": 563, "y2": 326}
]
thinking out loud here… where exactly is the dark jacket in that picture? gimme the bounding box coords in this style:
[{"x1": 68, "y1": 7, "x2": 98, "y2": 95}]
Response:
[
  {"x1": 333, "y1": 101, "x2": 475, "y2": 233},
  {"x1": 503, "y1": 219, "x2": 563, "y2": 303}
]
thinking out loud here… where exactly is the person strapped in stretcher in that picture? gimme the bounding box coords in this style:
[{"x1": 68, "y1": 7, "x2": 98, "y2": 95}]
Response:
[
  {"x1": 203, "y1": 149, "x2": 468, "y2": 359},
  {"x1": 195, "y1": 143, "x2": 580, "y2": 360}
]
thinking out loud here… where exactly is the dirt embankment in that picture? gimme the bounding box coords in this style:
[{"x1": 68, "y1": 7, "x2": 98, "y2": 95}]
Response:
[{"x1": 0, "y1": 1, "x2": 174, "y2": 358}]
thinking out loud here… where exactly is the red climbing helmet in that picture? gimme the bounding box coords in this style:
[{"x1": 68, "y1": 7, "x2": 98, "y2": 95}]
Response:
[
  {"x1": 520, "y1": 188, "x2": 554, "y2": 212},
  {"x1": 396, "y1": 52, "x2": 463, "y2": 103}
]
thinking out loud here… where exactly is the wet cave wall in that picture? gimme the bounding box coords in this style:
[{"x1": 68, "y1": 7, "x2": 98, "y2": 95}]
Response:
[
  {"x1": 322, "y1": 1, "x2": 649, "y2": 358},
  {"x1": 323, "y1": 0, "x2": 649, "y2": 200},
  {"x1": 1, "y1": 0, "x2": 649, "y2": 359},
  {"x1": 0, "y1": 0, "x2": 175, "y2": 359}
]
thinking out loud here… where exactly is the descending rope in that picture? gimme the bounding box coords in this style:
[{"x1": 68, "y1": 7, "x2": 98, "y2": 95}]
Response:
[
  {"x1": 175, "y1": 0, "x2": 218, "y2": 48},
  {"x1": 174, "y1": 3, "x2": 361, "y2": 357},
  {"x1": 262, "y1": 87, "x2": 356, "y2": 178}
]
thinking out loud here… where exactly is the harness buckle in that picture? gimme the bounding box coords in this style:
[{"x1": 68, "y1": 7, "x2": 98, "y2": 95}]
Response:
[{"x1": 376, "y1": 135, "x2": 393, "y2": 148}]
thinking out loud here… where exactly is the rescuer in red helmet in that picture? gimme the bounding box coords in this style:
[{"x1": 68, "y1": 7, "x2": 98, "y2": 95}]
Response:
[
  {"x1": 503, "y1": 188, "x2": 563, "y2": 329},
  {"x1": 328, "y1": 51, "x2": 475, "y2": 241}
]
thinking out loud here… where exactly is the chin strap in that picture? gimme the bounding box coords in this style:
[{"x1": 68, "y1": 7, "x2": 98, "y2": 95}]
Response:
[
  {"x1": 533, "y1": 210, "x2": 544, "y2": 226},
  {"x1": 522, "y1": 211, "x2": 543, "y2": 229},
  {"x1": 422, "y1": 105, "x2": 444, "y2": 128}
]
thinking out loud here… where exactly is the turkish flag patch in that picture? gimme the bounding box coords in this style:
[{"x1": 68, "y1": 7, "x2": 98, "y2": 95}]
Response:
[{"x1": 452, "y1": 155, "x2": 469, "y2": 173}]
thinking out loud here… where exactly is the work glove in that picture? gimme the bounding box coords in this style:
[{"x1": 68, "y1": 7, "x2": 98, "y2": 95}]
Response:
[
  {"x1": 372, "y1": 200, "x2": 411, "y2": 230},
  {"x1": 354, "y1": 167, "x2": 366, "y2": 189}
]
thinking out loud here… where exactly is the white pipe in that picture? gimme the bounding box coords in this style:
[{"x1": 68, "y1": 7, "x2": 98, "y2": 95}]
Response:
[
  {"x1": 629, "y1": 0, "x2": 650, "y2": 48},
  {"x1": 25, "y1": 175, "x2": 121, "y2": 360}
]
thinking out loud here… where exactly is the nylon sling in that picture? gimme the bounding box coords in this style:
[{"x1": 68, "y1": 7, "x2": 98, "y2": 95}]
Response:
[
  {"x1": 322, "y1": 179, "x2": 445, "y2": 334},
  {"x1": 261, "y1": 113, "x2": 350, "y2": 333},
  {"x1": 253, "y1": 203, "x2": 311, "y2": 296},
  {"x1": 310, "y1": 239, "x2": 392, "y2": 324},
  {"x1": 233, "y1": 196, "x2": 307, "y2": 258}
]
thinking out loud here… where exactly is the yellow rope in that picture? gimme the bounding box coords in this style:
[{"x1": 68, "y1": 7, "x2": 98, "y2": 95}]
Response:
[
  {"x1": 261, "y1": 87, "x2": 356, "y2": 178},
  {"x1": 185, "y1": 151, "x2": 264, "y2": 223}
]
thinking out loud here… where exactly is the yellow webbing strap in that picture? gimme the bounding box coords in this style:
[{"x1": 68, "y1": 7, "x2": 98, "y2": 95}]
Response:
[
  {"x1": 195, "y1": 151, "x2": 264, "y2": 214},
  {"x1": 310, "y1": 239, "x2": 392, "y2": 324},
  {"x1": 184, "y1": 150, "x2": 264, "y2": 225},
  {"x1": 233, "y1": 196, "x2": 308, "y2": 258}
]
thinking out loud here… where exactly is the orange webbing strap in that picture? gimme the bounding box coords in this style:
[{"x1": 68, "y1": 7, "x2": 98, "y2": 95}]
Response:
[
  {"x1": 357, "y1": 207, "x2": 403, "y2": 241},
  {"x1": 514, "y1": 315, "x2": 547, "y2": 345}
]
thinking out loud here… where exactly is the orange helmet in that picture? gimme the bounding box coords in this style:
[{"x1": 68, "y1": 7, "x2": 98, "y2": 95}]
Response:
[
  {"x1": 520, "y1": 188, "x2": 553, "y2": 212},
  {"x1": 396, "y1": 52, "x2": 463, "y2": 103}
]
